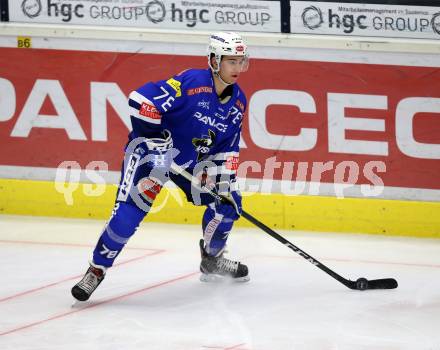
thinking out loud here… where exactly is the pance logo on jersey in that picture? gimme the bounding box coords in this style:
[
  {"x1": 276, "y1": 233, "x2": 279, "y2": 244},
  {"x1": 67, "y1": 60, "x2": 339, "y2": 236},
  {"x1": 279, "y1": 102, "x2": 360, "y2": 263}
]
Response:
[
  {"x1": 187, "y1": 86, "x2": 213, "y2": 96},
  {"x1": 192, "y1": 130, "x2": 216, "y2": 161},
  {"x1": 193, "y1": 111, "x2": 227, "y2": 133},
  {"x1": 166, "y1": 78, "x2": 182, "y2": 97},
  {"x1": 139, "y1": 102, "x2": 161, "y2": 120}
]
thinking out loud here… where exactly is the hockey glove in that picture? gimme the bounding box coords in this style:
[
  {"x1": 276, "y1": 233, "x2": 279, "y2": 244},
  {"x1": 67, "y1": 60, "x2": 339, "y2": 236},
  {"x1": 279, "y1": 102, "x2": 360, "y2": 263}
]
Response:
[{"x1": 215, "y1": 180, "x2": 242, "y2": 220}]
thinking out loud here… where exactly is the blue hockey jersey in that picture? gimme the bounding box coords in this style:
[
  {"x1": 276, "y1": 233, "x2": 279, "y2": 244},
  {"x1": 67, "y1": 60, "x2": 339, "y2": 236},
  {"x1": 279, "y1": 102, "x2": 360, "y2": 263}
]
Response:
[{"x1": 128, "y1": 68, "x2": 247, "y2": 176}]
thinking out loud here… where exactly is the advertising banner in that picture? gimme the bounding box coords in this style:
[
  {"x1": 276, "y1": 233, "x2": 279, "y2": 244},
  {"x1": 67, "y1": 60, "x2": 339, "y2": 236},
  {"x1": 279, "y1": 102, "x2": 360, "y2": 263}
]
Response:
[
  {"x1": 291, "y1": 1, "x2": 440, "y2": 39},
  {"x1": 11, "y1": 0, "x2": 280, "y2": 32},
  {"x1": 0, "y1": 46, "x2": 439, "y2": 199}
]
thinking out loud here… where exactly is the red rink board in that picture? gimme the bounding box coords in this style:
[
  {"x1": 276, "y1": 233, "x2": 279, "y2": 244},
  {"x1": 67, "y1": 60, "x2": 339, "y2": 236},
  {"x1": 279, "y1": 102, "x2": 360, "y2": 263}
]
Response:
[{"x1": 0, "y1": 47, "x2": 439, "y2": 190}]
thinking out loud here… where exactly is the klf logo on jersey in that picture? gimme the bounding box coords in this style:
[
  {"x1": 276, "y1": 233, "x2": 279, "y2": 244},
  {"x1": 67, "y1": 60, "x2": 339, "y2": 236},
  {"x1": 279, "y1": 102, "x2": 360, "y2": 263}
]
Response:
[
  {"x1": 140, "y1": 102, "x2": 161, "y2": 119},
  {"x1": 192, "y1": 129, "x2": 216, "y2": 161}
]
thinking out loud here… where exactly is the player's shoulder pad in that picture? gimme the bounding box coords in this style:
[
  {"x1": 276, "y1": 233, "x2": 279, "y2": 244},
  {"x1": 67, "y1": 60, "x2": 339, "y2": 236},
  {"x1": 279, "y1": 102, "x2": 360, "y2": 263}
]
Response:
[
  {"x1": 163, "y1": 68, "x2": 210, "y2": 98},
  {"x1": 178, "y1": 69, "x2": 214, "y2": 96}
]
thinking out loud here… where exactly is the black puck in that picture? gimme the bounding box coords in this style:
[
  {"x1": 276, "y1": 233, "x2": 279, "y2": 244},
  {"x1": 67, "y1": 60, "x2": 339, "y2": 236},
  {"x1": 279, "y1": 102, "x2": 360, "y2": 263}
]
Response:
[{"x1": 356, "y1": 278, "x2": 369, "y2": 291}]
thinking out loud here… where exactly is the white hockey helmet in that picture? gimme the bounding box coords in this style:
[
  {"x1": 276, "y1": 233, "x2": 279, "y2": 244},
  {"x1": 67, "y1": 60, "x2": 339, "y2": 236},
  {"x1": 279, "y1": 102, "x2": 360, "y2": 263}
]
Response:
[{"x1": 208, "y1": 32, "x2": 249, "y2": 73}]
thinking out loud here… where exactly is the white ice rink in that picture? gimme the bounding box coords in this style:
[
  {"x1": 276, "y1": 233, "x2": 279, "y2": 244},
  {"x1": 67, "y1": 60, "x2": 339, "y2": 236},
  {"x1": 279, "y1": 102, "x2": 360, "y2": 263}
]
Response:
[{"x1": 0, "y1": 214, "x2": 439, "y2": 350}]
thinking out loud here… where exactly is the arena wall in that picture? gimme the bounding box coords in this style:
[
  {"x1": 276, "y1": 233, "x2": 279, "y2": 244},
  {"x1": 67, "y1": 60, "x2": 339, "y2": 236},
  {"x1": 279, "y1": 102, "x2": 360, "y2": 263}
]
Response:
[{"x1": 0, "y1": 23, "x2": 439, "y2": 237}]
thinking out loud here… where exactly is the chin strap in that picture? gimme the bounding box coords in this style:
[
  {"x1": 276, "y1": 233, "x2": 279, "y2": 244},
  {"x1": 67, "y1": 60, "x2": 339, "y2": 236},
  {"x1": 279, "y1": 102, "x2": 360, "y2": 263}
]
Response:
[
  {"x1": 213, "y1": 70, "x2": 232, "y2": 87},
  {"x1": 212, "y1": 70, "x2": 233, "y2": 103}
]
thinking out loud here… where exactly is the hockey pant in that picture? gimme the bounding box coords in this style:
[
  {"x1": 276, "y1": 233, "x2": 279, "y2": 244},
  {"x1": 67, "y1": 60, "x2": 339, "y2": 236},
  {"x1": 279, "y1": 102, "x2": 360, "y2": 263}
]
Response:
[{"x1": 92, "y1": 152, "x2": 238, "y2": 267}]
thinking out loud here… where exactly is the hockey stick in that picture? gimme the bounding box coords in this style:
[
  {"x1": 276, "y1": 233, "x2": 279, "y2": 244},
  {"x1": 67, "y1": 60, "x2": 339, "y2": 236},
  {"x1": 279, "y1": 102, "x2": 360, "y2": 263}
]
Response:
[{"x1": 170, "y1": 162, "x2": 398, "y2": 291}]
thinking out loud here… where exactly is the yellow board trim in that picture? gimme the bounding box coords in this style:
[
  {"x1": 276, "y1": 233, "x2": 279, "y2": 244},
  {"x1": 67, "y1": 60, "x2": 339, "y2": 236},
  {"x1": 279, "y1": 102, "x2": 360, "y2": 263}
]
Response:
[
  {"x1": 0, "y1": 178, "x2": 439, "y2": 238},
  {"x1": 17, "y1": 36, "x2": 32, "y2": 48}
]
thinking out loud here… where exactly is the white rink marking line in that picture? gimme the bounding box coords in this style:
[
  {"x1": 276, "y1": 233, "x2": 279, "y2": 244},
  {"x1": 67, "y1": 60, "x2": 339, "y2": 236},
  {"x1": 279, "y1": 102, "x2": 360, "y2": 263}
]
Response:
[
  {"x1": 1, "y1": 237, "x2": 438, "y2": 337},
  {"x1": 0, "y1": 270, "x2": 198, "y2": 336},
  {"x1": 0, "y1": 239, "x2": 180, "y2": 336},
  {"x1": 1, "y1": 213, "x2": 439, "y2": 350},
  {"x1": 0, "y1": 239, "x2": 165, "y2": 303}
]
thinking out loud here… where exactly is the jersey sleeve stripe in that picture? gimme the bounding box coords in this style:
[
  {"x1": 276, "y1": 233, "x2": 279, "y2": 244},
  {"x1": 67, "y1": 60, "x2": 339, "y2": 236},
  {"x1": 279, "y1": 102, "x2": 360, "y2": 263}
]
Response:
[
  {"x1": 129, "y1": 90, "x2": 153, "y2": 106},
  {"x1": 128, "y1": 98, "x2": 140, "y2": 109},
  {"x1": 128, "y1": 92, "x2": 162, "y2": 125},
  {"x1": 130, "y1": 106, "x2": 161, "y2": 125}
]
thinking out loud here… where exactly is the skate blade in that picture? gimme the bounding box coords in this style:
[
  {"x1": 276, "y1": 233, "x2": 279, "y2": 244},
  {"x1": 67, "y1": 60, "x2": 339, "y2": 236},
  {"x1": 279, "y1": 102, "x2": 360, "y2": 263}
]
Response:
[
  {"x1": 200, "y1": 273, "x2": 250, "y2": 283},
  {"x1": 71, "y1": 299, "x2": 85, "y2": 308}
]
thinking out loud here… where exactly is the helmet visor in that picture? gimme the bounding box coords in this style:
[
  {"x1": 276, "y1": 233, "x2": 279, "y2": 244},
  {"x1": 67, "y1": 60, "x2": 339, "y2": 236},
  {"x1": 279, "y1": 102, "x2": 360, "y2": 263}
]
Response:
[{"x1": 222, "y1": 54, "x2": 250, "y2": 73}]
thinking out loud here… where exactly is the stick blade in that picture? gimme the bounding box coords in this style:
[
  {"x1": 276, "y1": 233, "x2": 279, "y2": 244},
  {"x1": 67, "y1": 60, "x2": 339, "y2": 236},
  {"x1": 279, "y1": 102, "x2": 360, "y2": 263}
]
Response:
[{"x1": 367, "y1": 278, "x2": 398, "y2": 290}]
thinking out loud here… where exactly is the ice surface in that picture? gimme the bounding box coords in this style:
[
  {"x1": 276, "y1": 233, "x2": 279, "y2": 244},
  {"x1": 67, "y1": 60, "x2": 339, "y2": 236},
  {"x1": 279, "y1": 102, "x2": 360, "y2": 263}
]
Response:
[{"x1": 0, "y1": 215, "x2": 439, "y2": 350}]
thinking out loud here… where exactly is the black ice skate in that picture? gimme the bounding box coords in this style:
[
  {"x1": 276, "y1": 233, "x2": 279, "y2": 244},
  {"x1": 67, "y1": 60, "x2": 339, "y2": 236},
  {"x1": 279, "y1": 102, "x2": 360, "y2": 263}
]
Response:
[
  {"x1": 199, "y1": 239, "x2": 249, "y2": 282},
  {"x1": 71, "y1": 262, "x2": 106, "y2": 301}
]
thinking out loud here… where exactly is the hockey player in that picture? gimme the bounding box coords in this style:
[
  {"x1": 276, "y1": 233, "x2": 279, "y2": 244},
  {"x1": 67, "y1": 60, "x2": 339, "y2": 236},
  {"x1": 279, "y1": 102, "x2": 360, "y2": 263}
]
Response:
[{"x1": 71, "y1": 32, "x2": 250, "y2": 302}]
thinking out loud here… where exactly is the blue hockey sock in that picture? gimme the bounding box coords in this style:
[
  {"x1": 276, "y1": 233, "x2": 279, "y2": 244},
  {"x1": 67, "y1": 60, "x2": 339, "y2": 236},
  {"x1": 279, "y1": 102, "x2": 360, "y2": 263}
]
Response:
[
  {"x1": 202, "y1": 204, "x2": 234, "y2": 257},
  {"x1": 93, "y1": 202, "x2": 146, "y2": 267}
]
